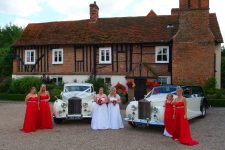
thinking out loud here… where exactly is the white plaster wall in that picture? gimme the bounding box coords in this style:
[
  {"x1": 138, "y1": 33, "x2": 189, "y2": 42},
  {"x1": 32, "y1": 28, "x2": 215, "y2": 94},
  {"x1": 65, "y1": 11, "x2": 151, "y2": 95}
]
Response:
[
  {"x1": 96, "y1": 75, "x2": 127, "y2": 87},
  {"x1": 12, "y1": 75, "x2": 127, "y2": 87},
  {"x1": 215, "y1": 44, "x2": 221, "y2": 89}
]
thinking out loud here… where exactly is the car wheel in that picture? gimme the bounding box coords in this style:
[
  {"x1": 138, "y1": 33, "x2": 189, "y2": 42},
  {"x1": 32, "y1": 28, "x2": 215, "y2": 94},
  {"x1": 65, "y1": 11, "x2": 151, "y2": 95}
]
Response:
[
  {"x1": 53, "y1": 117, "x2": 63, "y2": 124},
  {"x1": 128, "y1": 121, "x2": 138, "y2": 128},
  {"x1": 201, "y1": 105, "x2": 207, "y2": 118}
]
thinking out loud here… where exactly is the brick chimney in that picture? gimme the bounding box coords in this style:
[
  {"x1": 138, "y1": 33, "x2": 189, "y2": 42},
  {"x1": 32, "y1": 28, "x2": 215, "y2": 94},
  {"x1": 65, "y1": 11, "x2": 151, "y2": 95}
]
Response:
[
  {"x1": 172, "y1": 0, "x2": 215, "y2": 86},
  {"x1": 90, "y1": 1, "x2": 99, "y2": 23}
]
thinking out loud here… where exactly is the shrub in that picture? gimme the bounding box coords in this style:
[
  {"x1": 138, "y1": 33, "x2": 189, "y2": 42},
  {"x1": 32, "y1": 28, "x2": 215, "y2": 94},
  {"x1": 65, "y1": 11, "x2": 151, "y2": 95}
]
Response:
[
  {"x1": 208, "y1": 99, "x2": 225, "y2": 107},
  {"x1": 203, "y1": 77, "x2": 217, "y2": 95},
  {"x1": 46, "y1": 83, "x2": 63, "y2": 101},
  {"x1": 85, "y1": 75, "x2": 110, "y2": 95},
  {"x1": 10, "y1": 77, "x2": 42, "y2": 94},
  {"x1": 0, "y1": 93, "x2": 25, "y2": 101},
  {"x1": 0, "y1": 77, "x2": 12, "y2": 92},
  {"x1": 114, "y1": 82, "x2": 128, "y2": 104}
]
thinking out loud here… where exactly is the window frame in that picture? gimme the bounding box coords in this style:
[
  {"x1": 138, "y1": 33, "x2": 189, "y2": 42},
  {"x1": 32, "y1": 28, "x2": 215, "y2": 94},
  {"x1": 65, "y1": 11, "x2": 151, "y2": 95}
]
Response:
[
  {"x1": 155, "y1": 46, "x2": 169, "y2": 63},
  {"x1": 99, "y1": 47, "x2": 112, "y2": 64},
  {"x1": 52, "y1": 48, "x2": 64, "y2": 64},
  {"x1": 157, "y1": 76, "x2": 171, "y2": 85},
  {"x1": 24, "y1": 50, "x2": 36, "y2": 65}
]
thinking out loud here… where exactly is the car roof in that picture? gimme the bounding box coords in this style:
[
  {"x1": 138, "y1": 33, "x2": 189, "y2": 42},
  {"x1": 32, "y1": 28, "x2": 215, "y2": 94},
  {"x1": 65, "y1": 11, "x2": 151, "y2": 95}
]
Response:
[
  {"x1": 154, "y1": 85, "x2": 202, "y2": 88},
  {"x1": 64, "y1": 83, "x2": 93, "y2": 86}
]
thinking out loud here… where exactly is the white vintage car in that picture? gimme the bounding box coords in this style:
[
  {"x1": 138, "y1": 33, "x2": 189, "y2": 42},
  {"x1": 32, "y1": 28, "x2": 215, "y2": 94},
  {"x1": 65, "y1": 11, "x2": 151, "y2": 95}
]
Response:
[
  {"x1": 53, "y1": 83, "x2": 95, "y2": 124},
  {"x1": 124, "y1": 85, "x2": 208, "y2": 127}
]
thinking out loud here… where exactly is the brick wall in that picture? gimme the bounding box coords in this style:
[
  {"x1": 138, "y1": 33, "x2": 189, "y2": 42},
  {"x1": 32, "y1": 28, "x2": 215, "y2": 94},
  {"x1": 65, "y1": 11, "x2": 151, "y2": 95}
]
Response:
[{"x1": 172, "y1": 8, "x2": 215, "y2": 85}]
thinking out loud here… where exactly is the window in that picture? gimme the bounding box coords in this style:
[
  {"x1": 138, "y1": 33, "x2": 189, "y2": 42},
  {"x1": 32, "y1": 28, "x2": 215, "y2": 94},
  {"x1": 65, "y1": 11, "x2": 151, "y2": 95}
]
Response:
[
  {"x1": 99, "y1": 47, "x2": 112, "y2": 64},
  {"x1": 52, "y1": 77, "x2": 63, "y2": 85},
  {"x1": 157, "y1": 76, "x2": 171, "y2": 85},
  {"x1": 52, "y1": 49, "x2": 63, "y2": 64},
  {"x1": 155, "y1": 46, "x2": 169, "y2": 63},
  {"x1": 104, "y1": 77, "x2": 111, "y2": 85},
  {"x1": 25, "y1": 50, "x2": 36, "y2": 65}
]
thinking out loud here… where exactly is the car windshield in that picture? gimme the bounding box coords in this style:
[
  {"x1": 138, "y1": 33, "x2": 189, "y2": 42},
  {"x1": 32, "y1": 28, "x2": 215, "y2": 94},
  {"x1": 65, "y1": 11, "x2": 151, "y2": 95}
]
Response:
[
  {"x1": 151, "y1": 86, "x2": 177, "y2": 95},
  {"x1": 65, "y1": 86, "x2": 90, "y2": 92}
]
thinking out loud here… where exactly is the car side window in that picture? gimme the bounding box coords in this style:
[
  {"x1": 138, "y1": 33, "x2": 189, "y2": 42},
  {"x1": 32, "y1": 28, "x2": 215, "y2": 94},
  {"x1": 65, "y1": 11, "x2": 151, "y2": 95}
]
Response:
[
  {"x1": 192, "y1": 86, "x2": 204, "y2": 97},
  {"x1": 183, "y1": 87, "x2": 192, "y2": 98}
]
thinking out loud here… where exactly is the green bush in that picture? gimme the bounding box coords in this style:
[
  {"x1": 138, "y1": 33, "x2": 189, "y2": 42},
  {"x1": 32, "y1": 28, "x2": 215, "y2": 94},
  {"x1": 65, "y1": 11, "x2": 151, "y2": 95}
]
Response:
[
  {"x1": 0, "y1": 93, "x2": 25, "y2": 101},
  {"x1": 0, "y1": 77, "x2": 12, "y2": 92},
  {"x1": 85, "y1": 75, "x2": 110, "y2": 95},
  {"x1": 10, "y1": 77, "x2": 42, "y2": 94},
  {"x1": 203, "y1": 77, "x2": 217, "y2": 95},
  {"x1": 47, "y1": 84, "x2": 63, "y2": 101},
  {"x1": 208, "y1": 99, "x2": 225, "y2": 107}
]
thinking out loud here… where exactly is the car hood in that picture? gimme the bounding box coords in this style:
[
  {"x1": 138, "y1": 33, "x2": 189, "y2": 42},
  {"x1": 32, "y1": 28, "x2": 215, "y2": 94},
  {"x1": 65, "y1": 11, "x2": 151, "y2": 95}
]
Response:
[{"x1": 146, "y1": 94, "x2": 168, "y2": 102}]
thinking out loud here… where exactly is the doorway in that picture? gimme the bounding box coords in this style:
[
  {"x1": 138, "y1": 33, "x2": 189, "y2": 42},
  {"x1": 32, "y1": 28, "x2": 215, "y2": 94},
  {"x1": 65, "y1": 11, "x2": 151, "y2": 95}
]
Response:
[{"x1": 134, "y1": 78, "x2": 147, "y2": 100}]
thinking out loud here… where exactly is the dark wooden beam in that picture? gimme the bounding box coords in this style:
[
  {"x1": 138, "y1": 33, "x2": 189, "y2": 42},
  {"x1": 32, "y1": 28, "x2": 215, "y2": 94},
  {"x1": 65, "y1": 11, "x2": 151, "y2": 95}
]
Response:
[
  {"x1": 129, "y1": 44, "x2": 133, "y2": 71},
  {"x1": 86, "y1": 46, "x2": 88, "y2": 72},
  {"x1": 125, "y1": 44, "x2": 128, "y2": 72},
  {"x1": 93, "y1": 45, "x2": 97, "y2": 75},
  {"x1": 111, "y1": 44, "x2": 114, "y2": 72},
  {"x1": 116, "y1": 44, "x2": 118, "y2": 72},
  {"x1": 82, "y1": 46, "x2": 85, "y2": 72},
  {"x1": 74, "y1": 46, "x2": 76, "y2": 72},
  {"x1": 90, "y1": 46, "x2": 92, "y2": 72}
]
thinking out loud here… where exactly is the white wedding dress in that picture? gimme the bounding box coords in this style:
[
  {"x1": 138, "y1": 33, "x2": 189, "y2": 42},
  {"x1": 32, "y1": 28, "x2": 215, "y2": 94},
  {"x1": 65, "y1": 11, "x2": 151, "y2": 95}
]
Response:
[
  {"x1": 108, "y1": 94, "x2": 124, "y2": 129},
  {"x1": 91, "y1": 95, "x2": 109, "y2": 130}
]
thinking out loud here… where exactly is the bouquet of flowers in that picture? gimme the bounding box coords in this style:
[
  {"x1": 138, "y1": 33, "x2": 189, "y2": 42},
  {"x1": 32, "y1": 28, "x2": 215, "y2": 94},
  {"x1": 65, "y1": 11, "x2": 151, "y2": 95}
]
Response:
[
  {"x1": 112, "y1": 100, "x2": 117, "y2": 105},
  {"x1": 126, "y1": 80, "x2": 135, "y2": 88},
  {"x1": 146, "y1": 81, "x2": 160, "y2": 91},
  {"x1": 115, "y1": 82, "x2": 127, "y2": 96},
  {"x1": 97, "y1": 98, "x2": 102, "y2": 105}
]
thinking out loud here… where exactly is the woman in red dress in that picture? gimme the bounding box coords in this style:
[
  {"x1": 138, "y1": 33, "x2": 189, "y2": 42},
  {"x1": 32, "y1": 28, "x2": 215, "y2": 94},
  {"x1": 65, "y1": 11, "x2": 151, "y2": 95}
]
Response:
[
  {"x1": 20, "y1": 87, "x2": 39, "y2": 133},
  {"x1": 38, "y1": 84, "x2": 53, "y2": 129},
  {"x1": 163, "y1": 93, "x2": 175, "y2": 137},
  {"x1": 173, "y1": 86, "x2": 199, "y2": 145}
]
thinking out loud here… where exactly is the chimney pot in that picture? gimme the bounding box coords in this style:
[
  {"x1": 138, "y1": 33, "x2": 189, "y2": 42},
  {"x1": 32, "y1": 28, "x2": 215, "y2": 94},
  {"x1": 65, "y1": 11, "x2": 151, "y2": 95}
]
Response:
[{"x1": 90, "y1": 1, "x2": 99, "y2": 23}]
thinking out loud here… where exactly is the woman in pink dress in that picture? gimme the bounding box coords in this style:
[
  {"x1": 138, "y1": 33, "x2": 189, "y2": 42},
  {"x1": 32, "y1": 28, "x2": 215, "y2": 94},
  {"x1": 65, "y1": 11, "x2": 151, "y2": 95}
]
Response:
[
  {"x1": 173, "y1": 86, "x2": 199, "y2": 145},
  {"x1": 20, "y1": 87, "x2": 39, "y2": 133},
  {"x1": 38, "y1": 84, "x2": 53, "y2": 129}
]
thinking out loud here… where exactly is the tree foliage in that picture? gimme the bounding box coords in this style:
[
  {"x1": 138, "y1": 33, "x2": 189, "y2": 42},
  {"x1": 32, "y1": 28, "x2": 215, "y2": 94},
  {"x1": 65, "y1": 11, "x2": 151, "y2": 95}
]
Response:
[{"x1": 0, "y1": 24, "x2": 23, "y2": 79}]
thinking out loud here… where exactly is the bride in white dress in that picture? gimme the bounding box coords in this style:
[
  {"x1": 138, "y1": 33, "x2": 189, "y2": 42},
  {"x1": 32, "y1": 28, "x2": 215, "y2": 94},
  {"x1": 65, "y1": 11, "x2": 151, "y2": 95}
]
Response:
[
  {"x1": 91, "y1": 87, "x2": 109, "y2": 130},
  {"x1": 108, "y1": 87, "x2": 124, "y2": 129}
]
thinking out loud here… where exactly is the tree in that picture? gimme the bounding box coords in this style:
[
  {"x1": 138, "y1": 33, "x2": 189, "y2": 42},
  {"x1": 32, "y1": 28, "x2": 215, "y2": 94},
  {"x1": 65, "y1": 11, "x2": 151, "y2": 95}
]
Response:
[
  {"x1": 221, "y1": 46, "x2": 225, "y2": 88},
  {"x1": 0, "y1": 24, "x2": 23, "y2": 79}
]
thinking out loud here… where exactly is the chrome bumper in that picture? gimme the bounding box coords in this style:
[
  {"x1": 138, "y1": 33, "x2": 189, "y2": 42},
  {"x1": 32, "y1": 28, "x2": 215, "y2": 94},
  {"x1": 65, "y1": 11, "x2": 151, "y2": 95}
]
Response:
[{"x1": 124, "y1": 117, "x2": 164, "y2": 126}]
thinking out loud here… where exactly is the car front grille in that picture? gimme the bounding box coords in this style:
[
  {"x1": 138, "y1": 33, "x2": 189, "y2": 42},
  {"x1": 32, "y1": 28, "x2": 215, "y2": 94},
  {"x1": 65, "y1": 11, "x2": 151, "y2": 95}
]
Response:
[
  {"x1": 138, "y1": 99, "x2": 151, "y2": 119},
  {"x1": 68, "y1": 97, "x2": 82, "y2": 115}
]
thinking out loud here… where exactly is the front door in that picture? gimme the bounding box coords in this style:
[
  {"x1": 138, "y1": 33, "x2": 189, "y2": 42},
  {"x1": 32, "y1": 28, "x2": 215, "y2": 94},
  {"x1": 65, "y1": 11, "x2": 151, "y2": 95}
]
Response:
[{"x1": 134, "y1": 79, "x2": 147, "y2": 100}]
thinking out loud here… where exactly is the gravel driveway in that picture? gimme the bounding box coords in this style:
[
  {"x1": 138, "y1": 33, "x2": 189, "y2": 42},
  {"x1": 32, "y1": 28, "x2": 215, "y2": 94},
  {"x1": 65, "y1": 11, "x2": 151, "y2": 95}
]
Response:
[{"x1": 0, "y1": 102, "x2": 225, "y2": 150}]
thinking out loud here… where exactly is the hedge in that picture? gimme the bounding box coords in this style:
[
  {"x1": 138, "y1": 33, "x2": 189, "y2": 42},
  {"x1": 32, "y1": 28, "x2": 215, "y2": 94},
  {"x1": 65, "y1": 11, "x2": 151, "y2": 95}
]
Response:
[
  {"x1": 0, "y1": 93, "x2": 57, "y2": 102},
  {"x1": 208, "y1": 99, "x2": 225, "y2": 107},
  {"x1": 0, "y1": 93, "x2": 25, "y2": 101}
]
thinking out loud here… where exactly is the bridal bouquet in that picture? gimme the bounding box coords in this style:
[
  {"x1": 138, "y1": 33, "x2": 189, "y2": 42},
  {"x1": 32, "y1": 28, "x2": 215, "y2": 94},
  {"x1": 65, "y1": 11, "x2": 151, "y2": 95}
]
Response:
[
  {"x1": 112, "y1": 100, "x2": 117, "y2": 105},
  {"x1": 97, "y1": 98, "x2": 102, "y2": 105}
]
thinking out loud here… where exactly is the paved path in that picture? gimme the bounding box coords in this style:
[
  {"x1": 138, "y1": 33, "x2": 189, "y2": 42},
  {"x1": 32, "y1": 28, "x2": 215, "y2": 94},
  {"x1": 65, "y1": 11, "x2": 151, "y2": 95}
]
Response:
[{"x1": 0, "y1": 102, "x2": 225, "y2": 150}]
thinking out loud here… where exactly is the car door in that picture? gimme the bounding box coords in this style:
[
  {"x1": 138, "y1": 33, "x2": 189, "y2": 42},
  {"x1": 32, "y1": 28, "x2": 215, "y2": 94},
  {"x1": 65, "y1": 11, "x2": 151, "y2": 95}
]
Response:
[{"x1": 184, "y1": 86, "x2": 201, "y2": 119}]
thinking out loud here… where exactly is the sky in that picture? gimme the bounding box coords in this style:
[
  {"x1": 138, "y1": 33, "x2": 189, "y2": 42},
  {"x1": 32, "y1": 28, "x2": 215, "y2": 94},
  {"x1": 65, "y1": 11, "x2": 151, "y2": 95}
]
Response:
[{"x1": 0, "y1": 0, "x2": 224, "y2": 43}]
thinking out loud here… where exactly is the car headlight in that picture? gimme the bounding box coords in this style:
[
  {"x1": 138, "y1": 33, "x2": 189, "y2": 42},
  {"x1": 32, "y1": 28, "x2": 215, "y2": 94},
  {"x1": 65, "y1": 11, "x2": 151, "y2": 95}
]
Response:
[
  {"x1": 83, "y1": 102, "x2": 88, "y2": 108},
  {"x1": 61, "y1": 103, "x2": 67, "y2": 108},
  {"x1": 131, "y1": 105, "x2": 137, "y2": 111}
]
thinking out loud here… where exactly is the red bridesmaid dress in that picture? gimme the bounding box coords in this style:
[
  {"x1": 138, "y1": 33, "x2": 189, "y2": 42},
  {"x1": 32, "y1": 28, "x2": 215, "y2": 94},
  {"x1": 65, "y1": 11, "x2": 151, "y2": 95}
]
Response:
[
  {"x1": 173, "y1": 101, "x2": 199, "y2": 145},
  {"x1": 164, "y1": 100, "x2": 174, "y2": 136},
  {"x1": 39, "y1": 94, "x2": 53, "y2": 129},
  {"x1": 20, "y1": 96, "x2": 39, "y2": 133}
]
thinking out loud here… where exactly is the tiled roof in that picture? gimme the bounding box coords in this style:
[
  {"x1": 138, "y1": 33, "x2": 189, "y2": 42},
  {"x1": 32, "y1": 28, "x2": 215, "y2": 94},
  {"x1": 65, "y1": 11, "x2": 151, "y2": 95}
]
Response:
[{"x1": 12, "y1": 14, "x2": 223, "y2": 46}]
